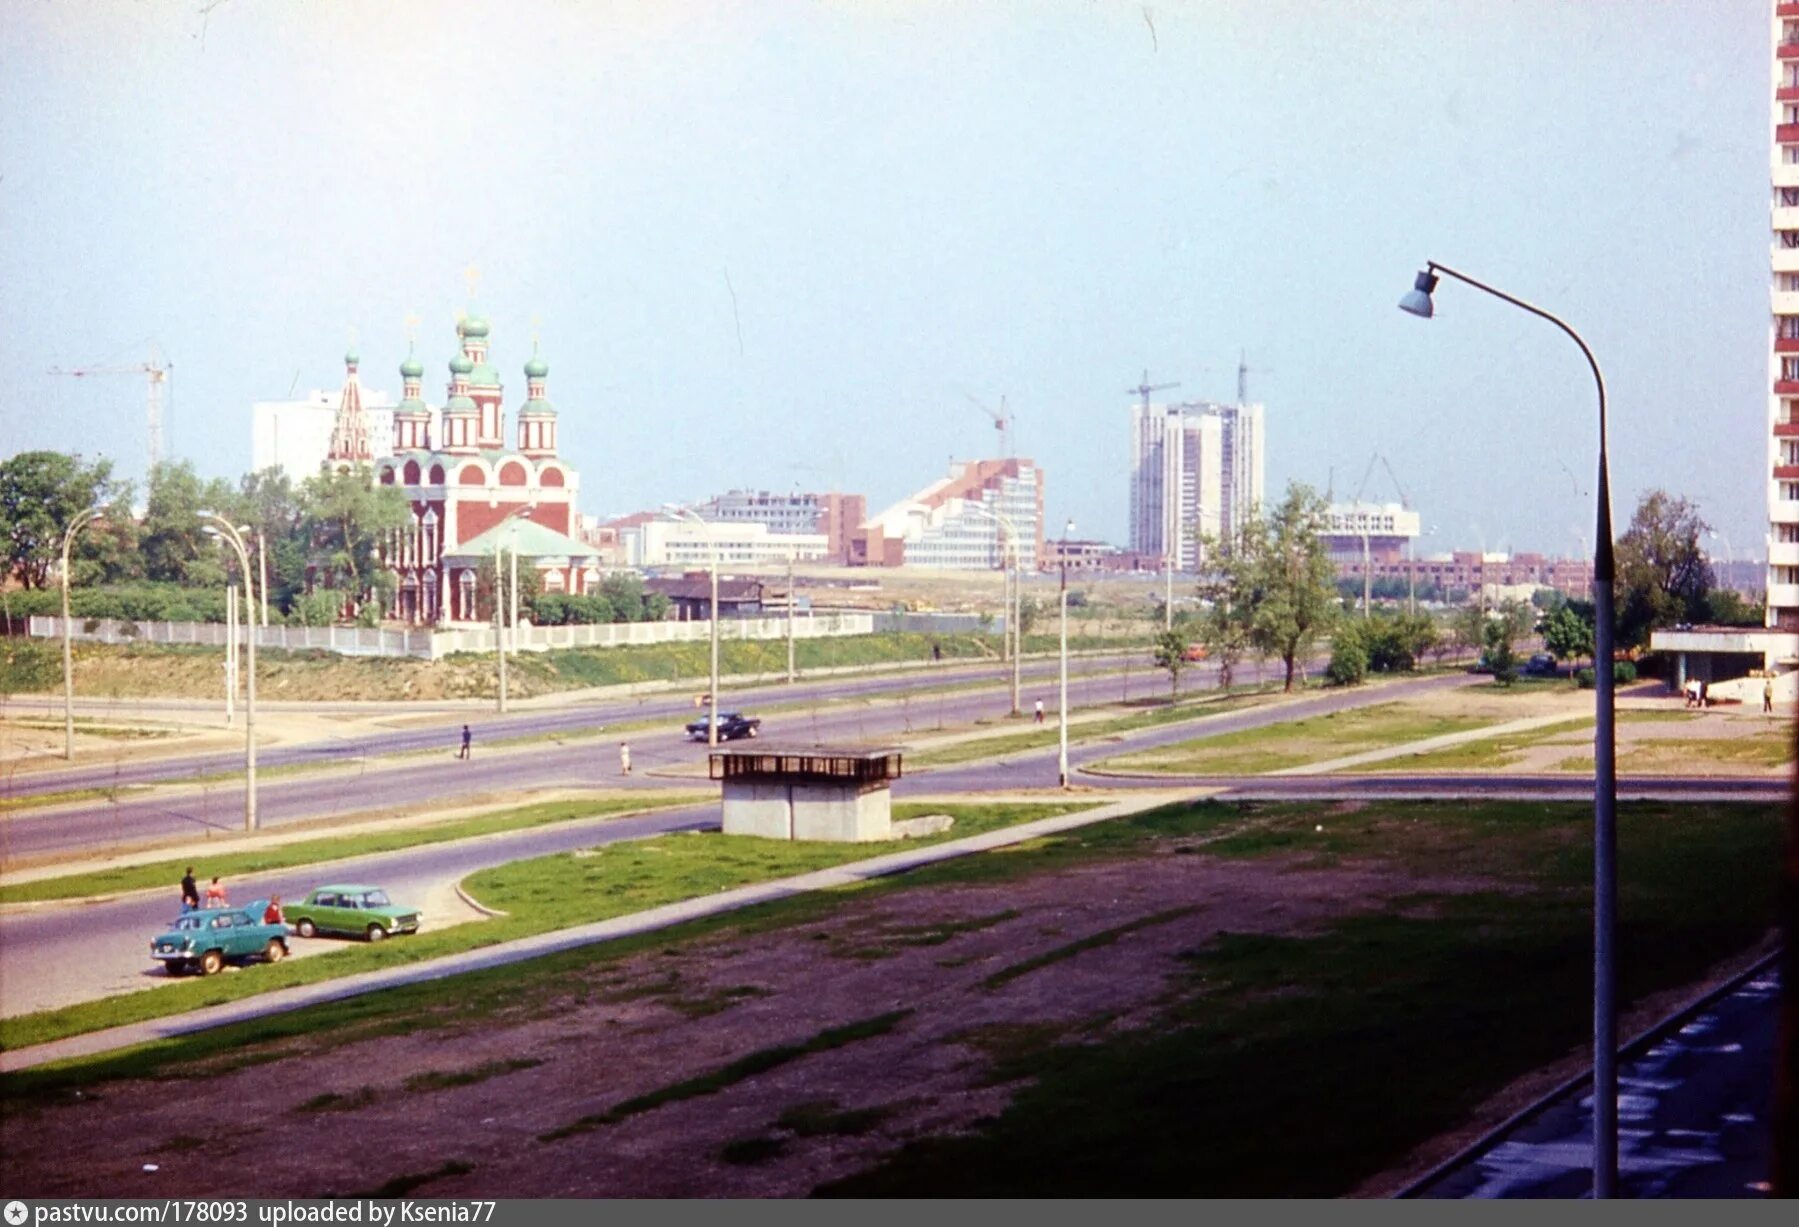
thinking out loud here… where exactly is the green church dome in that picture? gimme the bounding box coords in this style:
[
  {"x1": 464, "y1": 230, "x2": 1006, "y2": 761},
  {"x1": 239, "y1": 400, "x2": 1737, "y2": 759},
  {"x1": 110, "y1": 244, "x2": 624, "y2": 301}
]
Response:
[
  {"x1": 524, "y1": 354, "x2": 548, "y2": 379},
  {"x1": 460, "y1": 314, "x2": 490, "y2": 340},
  {"x1": 344, "y1": 348, "x2": 359, "y2": 367},
  {"x1": 449, "y1": 353, "x2": 474, "y2": 376},
  {"x1": 468, "y1": 361, "x2": 502, "y2": 386},
  {"x1": 399, "y1": 353, "x2": 424, "y2": 379}
]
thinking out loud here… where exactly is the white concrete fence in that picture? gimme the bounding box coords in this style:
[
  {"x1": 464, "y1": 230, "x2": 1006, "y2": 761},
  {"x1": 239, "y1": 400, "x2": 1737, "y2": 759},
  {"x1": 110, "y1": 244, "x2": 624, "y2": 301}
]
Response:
[{"x1": 29, "y1": 612, "x2": 875, "y2": 661}]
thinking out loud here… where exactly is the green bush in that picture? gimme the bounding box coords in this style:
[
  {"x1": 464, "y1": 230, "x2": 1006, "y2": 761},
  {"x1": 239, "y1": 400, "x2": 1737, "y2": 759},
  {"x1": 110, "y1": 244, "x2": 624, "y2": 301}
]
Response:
[
  {"x1": 1326, "y1": 629, "x2": 1368, "y2": 686},
  {"x1": 1576, "y1": 667, "x2": 1595, "y2": 689},
  {"x1": 1574, "y1": 662, "x2": 1634, "y2": 688}
]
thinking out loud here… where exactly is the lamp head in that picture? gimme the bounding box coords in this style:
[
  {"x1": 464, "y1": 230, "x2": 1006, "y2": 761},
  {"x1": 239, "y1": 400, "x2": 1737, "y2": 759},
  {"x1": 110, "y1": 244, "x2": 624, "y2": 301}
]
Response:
[{"x1": 1398, "y1": 269, "x2": 1438, "y2": 319}]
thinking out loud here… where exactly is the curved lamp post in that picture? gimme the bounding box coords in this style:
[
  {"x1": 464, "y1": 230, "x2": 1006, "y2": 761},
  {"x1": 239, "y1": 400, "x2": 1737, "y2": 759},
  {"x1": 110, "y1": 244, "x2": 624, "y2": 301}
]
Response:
[
  {"x1": 969, "y1": 504, "x2": 1023, "y2": 717},
  {"x1": 1400, "y1": 261, "x2": 1618, "y2": 1197},
  {"x1": 1058, "y1": 518, "x2": 1075, "y2": 789},
  {"x1": 665, "y1": 505, "x2": 720, "y2": 747},
  {"x1": 59, "y1": 508, "x2": 102, "y2": 760},
  {"x1": 202, "y1": 516, "x2": 259, "y2": 832}
]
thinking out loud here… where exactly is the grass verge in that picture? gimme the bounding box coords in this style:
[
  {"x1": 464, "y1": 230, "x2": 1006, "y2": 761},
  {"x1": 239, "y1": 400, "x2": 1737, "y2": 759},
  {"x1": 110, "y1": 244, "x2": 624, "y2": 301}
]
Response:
[
  {"x1": 0, "y1": 794, "x2": 709, "y2": 906},
  {"x1": 0, "y1": 801, "x2": 1091, "y2": 1053},
  {"x1": 1094, "y1": 701, "x2": 1495, "y2": 774}
]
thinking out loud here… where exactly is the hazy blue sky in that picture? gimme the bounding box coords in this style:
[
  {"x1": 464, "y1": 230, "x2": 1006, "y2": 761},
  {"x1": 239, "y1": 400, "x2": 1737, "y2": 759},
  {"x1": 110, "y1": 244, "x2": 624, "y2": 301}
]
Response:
[{"x1": 0, "y1": 0, "x2": 1767, "y2": 560}]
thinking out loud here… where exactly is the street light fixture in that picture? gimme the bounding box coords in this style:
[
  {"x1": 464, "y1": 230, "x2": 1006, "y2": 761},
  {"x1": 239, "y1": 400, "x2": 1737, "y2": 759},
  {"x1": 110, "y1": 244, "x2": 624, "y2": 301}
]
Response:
[
  {"x1": 664, "y1": 504, "x2": 720, "y2": 747},
  {"x1": 59, "y1": 508, "x2": 102, "y2": 760},
  {"x1": 201, "y1": 516, "x2": 259, "y2": 832},
  {"x1": 1400, "y1": 259, "x2": 1618, "y2": 1197},
  {"x1": 1058, "y1": 517, "x2": 1075, "y2": 789},
  {"x1": 969, "y1": 504, "x2": 1022, "y2": 717}
]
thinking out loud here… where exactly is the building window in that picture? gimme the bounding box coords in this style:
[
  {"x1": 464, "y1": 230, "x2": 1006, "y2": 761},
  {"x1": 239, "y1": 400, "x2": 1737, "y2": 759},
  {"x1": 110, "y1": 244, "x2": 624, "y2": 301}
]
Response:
[
  {"x1": 1783, "y1": 482, "x2": 1799, "y2": 502},
  {"x1": 1780, "y1": 524, "x2": 1799, "y2": 544}
]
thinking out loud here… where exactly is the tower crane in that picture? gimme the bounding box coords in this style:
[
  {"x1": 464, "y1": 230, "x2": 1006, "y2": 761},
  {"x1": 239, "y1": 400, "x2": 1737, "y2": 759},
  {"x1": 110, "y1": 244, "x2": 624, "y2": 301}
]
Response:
[
  {"x1": 1126, "y1": 369, "x2": 1179, "y2": 415},
  {"x1": 47, "y1": 350, "x2": 172, "y2": 472},
  {"x1": 965, "y1": 393, "x2": 1014, "y2": 459}
]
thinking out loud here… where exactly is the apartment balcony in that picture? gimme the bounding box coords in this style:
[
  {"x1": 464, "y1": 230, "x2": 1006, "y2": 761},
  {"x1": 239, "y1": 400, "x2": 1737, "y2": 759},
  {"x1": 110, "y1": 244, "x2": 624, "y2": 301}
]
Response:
[
  {"x1": 1777, "y1": 380, "x2": 1799, "y2": 395},
  {"x1": 1778, "y1": 465, "x2": 1799, "y2": 481},
  {"x1": 1776, "y1": 498, "x2": 1799, "y2": 525},
  {"x1": 1776, "y1": 420, "x2": 1799, "y2": 436},
  {"x1": 1771, "y1": 541, "x2": 1799, "y2": 567},
  {"x1": 1780, "y1": 41, "x2": 1799, "y2": 59},
  {"x1": 1775, "y1": 247, "x2": 1799, "y2": 274},
  {"x1": 1782, "y1": 86, "x2": 1799, "y2": 102},
  {"x1": 1775, "y1": 163, "x2": 1799, "y2": 188},
  {"x1": 1770, "y1": 584, "x2": 1799, "y2": 611},
  {"x1": 1777, "y1": 337, "x2": 1799, "y2": 353},
  {"x1": 1773, "y1": 206, "x2": 1799, "y2": 233},
  {"x1": 1780, "y1": 2, "x2": 1799, "y2": 18},
  {"x1": 1781, "y1": 124, "x2": 1799, "y2": 144}
]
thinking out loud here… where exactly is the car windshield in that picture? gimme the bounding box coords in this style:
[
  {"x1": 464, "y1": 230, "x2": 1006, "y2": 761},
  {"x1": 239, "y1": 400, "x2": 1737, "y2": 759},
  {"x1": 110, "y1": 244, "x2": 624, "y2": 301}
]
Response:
[{"x1": 361, "y1": 890, "x2": 391, "y2": 907}]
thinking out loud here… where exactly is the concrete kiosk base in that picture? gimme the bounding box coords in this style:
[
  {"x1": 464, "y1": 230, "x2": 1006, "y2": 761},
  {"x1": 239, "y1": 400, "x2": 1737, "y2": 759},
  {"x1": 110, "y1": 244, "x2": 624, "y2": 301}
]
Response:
[{"x1": 711, "y1": 746, "x2": 904, "y2": 843}]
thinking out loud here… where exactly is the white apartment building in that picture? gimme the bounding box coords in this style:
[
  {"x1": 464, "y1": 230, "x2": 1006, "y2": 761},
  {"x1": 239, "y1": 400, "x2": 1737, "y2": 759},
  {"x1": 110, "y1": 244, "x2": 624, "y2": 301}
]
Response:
[
  {"x1": 1129, "y1": 400, "x2": 1262, "y2": 570},
  {"x1": 624, "y1": 518, "x2": 829, "y2": 568},
  {"x1": 1772, "y1": 1, "x2": 1799, "y2": 627},
  {"x1": 252, "y1": 389, "x2": 399, "y2": 478}
]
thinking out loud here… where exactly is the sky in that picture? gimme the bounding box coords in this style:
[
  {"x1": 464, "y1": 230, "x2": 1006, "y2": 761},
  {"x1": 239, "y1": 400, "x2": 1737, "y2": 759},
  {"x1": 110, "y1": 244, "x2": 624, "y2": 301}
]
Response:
[{"x1": 0, "y1": 0, "x2": 1769, "y2": 562}]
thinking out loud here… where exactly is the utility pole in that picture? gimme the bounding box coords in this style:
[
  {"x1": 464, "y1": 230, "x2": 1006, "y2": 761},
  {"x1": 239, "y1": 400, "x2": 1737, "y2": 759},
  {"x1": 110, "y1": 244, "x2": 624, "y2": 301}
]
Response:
[
  {"x1": 786, "y1": 552, "x2": 796, "y2": 684},
  {"x1": 202, "y1": 517, "x2": 257, "y2": 831},
  {"x1": 494, "y1": 536, "x2": 508, "y2": 714},
  {"x1": 59, "y1": 509, "x2": 100, "y2": 760},
  {"x1": 1058, "y1": 519, "x2": 1074, "y2": 789}
]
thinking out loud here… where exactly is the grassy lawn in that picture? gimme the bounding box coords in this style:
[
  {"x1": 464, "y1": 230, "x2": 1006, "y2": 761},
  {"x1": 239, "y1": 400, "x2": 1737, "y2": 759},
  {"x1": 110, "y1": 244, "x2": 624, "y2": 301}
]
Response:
[
  {"x1": 1093, "y1": 701, "x2": 1495, "y2": 775},
  {"x1": 0, "y1": 801, "x2": 1092, "y2": 1053},
  {"x1": 906, "y1": 689, "x2": 1280, "y2": 768},
  {"x1": 0, "y1": 784, "x2": 154, "y2": 815},
  {"x1": 816, "y1": 796, "x2": 1783, "y2": 1195},
  {"x1": 0, "y1": 794, "x2": 709, "y2": 906},
  {"x1": 3, "y1": 795, "x2": 1780, "y2": 1199},
  {"x1": 1559, "y1": 720, "x2": 1795, "y2": 774}
]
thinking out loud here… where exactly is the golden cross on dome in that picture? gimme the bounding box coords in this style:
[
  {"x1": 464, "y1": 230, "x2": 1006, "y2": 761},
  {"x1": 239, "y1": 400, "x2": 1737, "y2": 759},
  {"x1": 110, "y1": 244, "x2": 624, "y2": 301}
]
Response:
[
  {"x1": 464, "y1": 263, "x2": 481, "y2": 299},
  {"x1": 530, "y1": 312, "x2": 543, "y2": 347},
  {"x1": 403, "y1": 311, "x2": 421, "y2": 343}
]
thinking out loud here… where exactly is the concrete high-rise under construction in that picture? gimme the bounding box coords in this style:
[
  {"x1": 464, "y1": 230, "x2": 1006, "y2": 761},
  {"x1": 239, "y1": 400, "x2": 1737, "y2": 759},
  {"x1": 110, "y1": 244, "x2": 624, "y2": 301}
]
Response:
[{"x1": 1128, "y1": 398, "x2": 1264, "y2": 571}]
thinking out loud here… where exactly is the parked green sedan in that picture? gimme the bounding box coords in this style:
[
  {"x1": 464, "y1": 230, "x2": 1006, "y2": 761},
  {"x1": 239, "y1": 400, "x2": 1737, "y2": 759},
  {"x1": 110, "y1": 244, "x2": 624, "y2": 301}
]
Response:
[
  {"x1": 150, "y1": 901, "x2": 289, "y2": 976},
  {"x1": 287, "y1": 884, "x2": 421, "y2": 942}
]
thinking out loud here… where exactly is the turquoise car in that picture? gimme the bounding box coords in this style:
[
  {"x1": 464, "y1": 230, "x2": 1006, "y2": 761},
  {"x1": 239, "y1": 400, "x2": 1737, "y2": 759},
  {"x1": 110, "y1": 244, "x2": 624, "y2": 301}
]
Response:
[
  {"x1": 150, "y1": 901, "x2": 289, "y2": 976},
  {"x1": 288, "y1": 884, "x2": 421, "y2": 942}
]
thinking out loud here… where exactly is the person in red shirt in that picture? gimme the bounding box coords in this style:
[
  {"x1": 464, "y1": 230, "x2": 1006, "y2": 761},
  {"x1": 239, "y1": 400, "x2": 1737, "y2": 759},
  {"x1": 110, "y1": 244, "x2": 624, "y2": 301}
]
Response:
[
  {"x1": 205, "y1": 877, "x2": 227, "y2": 908},
  {"x1": 263, "y1": 896, "x2": 283, "y2": 925}
]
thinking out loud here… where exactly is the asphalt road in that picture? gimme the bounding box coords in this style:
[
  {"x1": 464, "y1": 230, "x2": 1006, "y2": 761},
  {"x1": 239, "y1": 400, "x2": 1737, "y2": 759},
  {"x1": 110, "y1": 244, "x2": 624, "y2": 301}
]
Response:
[
  {"x1": 2, "y1": 652, "x2": 1150, "y2": 798},
  {"x1": 0, "y1": 652, "x2": 1241, "y2": 859}
]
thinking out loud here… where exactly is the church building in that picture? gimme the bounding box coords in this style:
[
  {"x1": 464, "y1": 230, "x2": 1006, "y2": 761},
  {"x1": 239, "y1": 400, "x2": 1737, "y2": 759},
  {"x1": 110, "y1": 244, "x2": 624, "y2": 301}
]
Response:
[{"x1": 328, "y1": 312, "x2": 598, "y2": 624}]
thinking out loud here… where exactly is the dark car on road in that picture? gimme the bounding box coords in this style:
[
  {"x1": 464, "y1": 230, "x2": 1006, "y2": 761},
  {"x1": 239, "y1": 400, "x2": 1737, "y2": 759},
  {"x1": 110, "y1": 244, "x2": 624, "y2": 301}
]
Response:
[
  {"x1": 150, "y1": 901, "x2": 288, "y2": 976},
  {"x1": 685, "y1": 711, "x2": 761, "y2": 741}
]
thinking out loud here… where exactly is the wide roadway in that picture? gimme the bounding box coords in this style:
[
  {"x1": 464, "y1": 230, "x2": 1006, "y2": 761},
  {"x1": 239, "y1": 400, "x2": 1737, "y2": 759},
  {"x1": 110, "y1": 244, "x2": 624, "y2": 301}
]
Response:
[{"x1": 2, "y1": 670, "x2": 1784, "y2": 1020}]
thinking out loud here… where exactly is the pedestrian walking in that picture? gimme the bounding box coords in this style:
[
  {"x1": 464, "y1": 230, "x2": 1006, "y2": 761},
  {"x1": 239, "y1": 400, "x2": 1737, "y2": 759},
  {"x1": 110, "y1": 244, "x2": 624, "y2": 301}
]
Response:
[
  {"x1": 619, "y1": 741, "x2": 632, "y2": 776},
  {"x1": 1684, "y1": 677, "x2": 1701, "y2": 709},
  {"x1": 205, "y1": 876, "x2": 227, "y2": 909},
  {"x1": 1765, "y1": 676, "x2": 1775, "y2": 714},
  {"x1": 1033, "y1": 699, "x2": 1045, "y2": 724},
  {"x1": 180, "y1": 866, "x2": 199, "y2": 912},
  {"x1": 458, "y1": 724, "x2": 472, "y2": 759}
]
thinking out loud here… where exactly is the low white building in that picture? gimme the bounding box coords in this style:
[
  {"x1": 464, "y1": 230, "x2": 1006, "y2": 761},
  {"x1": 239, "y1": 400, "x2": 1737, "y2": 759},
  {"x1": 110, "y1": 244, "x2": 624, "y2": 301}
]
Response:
[{"x1": 624, "y1": 518, "x2": 829, "y2": 568}]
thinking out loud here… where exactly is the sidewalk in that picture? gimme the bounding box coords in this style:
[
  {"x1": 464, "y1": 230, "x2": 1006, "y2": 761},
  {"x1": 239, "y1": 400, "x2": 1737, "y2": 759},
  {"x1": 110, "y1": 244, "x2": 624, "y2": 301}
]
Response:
[{"x1": 0, "y1": 787, "x2": 1203, "y2": 1073}]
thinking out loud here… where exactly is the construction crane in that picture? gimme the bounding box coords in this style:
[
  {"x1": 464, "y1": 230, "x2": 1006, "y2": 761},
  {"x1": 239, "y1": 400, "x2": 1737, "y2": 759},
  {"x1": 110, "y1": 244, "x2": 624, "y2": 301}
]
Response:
[
  {"x1": 1126, "y1": 369, "x2": 1179, "y2": 415},
  {"x1": 48, "y1": 350, "x2": 172, "y2": 472},
  {"x1": 1351, "y1": 451, "x2": 1412, "y2": 509},
  {"x1": 965, "y1": 393, "x2": 1014, "y2": 459},
  {"x1": 1236, "y1": 350, "x2": 1273, "y2": 405}
]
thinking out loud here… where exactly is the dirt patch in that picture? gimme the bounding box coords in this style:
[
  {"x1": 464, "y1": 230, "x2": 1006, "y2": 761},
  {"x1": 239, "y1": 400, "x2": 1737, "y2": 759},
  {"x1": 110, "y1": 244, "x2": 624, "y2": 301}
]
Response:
[{"x1": 0, "y1": 848, "x2": 1492, "y2": 1198}]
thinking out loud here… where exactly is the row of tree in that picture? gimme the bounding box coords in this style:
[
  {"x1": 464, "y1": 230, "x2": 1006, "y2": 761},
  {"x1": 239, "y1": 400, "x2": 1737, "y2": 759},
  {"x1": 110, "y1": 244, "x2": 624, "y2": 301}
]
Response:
[{"x1": 0, "y1": 450, "x2": 667, "y2": 627}]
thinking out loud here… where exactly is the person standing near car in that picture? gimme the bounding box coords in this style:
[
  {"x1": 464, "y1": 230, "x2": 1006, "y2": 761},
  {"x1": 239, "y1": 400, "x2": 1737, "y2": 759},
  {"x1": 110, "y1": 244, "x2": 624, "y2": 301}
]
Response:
[
  {"x1": 206, "y1": 876, "x2": 227, "y2": 909},
  {"x1": 263, "y1": 895, "x2": 284, "y2": 926},
  {"x1": 180, "y1": 867, "x2": 200, "y2": 912},
  {"x1": 619, "y1": 741, "x2": 632, "y2": 776}
]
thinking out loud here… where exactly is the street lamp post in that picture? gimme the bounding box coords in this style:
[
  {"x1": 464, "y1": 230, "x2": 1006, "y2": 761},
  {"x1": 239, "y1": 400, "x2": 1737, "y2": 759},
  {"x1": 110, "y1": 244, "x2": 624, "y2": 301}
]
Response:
[
  {"x1": 493, "y1": 533, "x2": 508, "y2": 714},
  {"x1": 1058, "y1": 518, "x2": 1075, "y2": 789},
  {"x1": 202, "y1": 516, "x2": 259, "y2": 832},
  {"x1": 1400, "y1": 260, "x2": 1617, "y2": 1197},
  {"x1": 666, "y1": 505, "x2": 721, "y2": 747},
  {"x1": 970, "y1": 505, "x2": 1022, "y2": 717},
  {"x1": 59, "y1": 509, "x2": 101, "y2": 760},
  {"x1": 786, "y1": 551, "x2": 797, "y2": 684}
]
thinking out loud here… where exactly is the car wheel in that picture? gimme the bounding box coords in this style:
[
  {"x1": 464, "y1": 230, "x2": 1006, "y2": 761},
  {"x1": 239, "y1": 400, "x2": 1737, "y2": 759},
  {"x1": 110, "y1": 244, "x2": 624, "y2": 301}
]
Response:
[
  {"x1": 199, "y1": 950, "x2": 224, "y2": 976},
  {"x1": 747, "y1": 726, "x2": 758, "y2": 738},
  {"x1": 264, "y1": 939, "x2": 287, "y2": 963},
  {"x1": 296, "y1": 919, "x2": 317, "y2": 939},
  {"x1": 366, "y1": 924, "x2": 387, "y2": 942}
]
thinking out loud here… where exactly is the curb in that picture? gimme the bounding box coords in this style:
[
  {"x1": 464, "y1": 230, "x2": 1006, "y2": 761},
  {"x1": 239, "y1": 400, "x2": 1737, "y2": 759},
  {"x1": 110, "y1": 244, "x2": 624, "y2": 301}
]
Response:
[{"x1": 0, "y1": 790, "x2": 1189, "y2": 1073}]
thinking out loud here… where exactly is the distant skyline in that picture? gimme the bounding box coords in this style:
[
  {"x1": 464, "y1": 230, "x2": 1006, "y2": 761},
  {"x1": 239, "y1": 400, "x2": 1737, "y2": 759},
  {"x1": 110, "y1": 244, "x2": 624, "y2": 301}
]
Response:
[{"x1": 0, "y1": 1, "x2": 1767, "y2": 561}]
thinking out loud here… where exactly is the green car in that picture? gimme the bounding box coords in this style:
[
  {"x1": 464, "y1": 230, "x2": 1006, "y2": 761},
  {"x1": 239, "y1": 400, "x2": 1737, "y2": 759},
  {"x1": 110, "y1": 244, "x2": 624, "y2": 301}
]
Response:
[
  {"x1": 288, "y1": 884, "x2": 421, "y2": 942},
  {"x1": 150, "y1": 901, "x2": 289, "y2": 976}
]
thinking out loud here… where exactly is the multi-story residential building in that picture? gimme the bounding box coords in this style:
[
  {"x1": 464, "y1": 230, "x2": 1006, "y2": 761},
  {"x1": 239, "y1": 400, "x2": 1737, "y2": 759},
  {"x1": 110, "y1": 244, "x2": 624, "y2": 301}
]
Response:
[
  {"x1": 851, "y1": 459, "x2": 1044, "y2": 570},
  {"x1": 1128, "y1": 398, "x2": 1263, "y2": 570},
  {"x1": 623, "y1": 518, "x2": 830, "y2": 568},
  {"x1": 696, "y1": 489, "x2": 867, "y2": 563},
  {"x1": 1772, "y1": 1, "x2": 1799, "y2": 628}
]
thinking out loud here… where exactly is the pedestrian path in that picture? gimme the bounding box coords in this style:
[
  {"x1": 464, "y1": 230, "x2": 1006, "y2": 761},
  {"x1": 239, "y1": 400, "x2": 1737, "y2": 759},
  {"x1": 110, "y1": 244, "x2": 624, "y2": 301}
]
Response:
[{"x1": 0, "y1": 788, "x2": 1203, "y2": 1073}]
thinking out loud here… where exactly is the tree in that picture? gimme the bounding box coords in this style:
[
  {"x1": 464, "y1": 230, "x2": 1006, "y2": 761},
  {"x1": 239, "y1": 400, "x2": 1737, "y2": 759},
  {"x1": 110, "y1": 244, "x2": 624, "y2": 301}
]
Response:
[
  {"x1": 1016, "y1": 595, "x2": 1044, "y2": 641},
  {"x1": 1706, "y1": 587, "x2": 1762, "y2": 627},
  {"x1": 1483, "y1": 619, "x2": 1519, "y2": 685},
  {"x1": 1615, "y1": 489, "x2": 1712, "y2": 649},
  {"x1": 1326, "y1": 620, "x2": 1368, "y2": 686},
  {"x1": 1193, "y1": 557, "x2": 1254, "y2": 691},
  {"x1": 1449, "y1": 603, "x2": 1487, "y2": 664},
  {"x1": 140, "y1": 461, "x2": 235, "y2": 586},
  {"x1": 0, "y1": 451, "x2": 119, "y2": 589},
  {"x1": 1541, "y1": 602, "x2": 1595, "y2": 673},
  {"x1": 298, "y1": 465, "x2": 409, "y2": 613},
  {"x1": 1151, "y1": 629, "x2": 1191, "y2": 699},
  {"x1": 1240, "y1": 483, "x2": 1339, "y2": 692}
]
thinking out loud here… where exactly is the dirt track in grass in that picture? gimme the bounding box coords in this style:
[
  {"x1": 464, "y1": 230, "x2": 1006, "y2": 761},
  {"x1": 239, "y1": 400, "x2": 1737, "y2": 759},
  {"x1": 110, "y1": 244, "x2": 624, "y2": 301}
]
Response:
[{"x1": 1, "y1": 834, "x2": 1489, "y2": 1199}]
